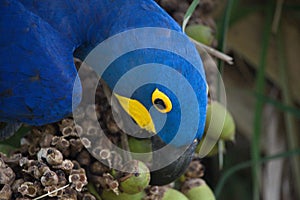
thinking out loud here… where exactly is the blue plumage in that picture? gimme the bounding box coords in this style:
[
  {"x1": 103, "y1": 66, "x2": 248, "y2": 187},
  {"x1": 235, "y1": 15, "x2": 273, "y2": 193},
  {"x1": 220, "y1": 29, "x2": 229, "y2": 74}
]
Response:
[
  {"x1": 0, "y1": 0, "x2": 80, "y2": 125},
  {"x1": 102, "y1": 48, "x2": 207, "y2": 145},
  {"x1": 0, "y1": 0, "x2": 207, "y2": 145}
]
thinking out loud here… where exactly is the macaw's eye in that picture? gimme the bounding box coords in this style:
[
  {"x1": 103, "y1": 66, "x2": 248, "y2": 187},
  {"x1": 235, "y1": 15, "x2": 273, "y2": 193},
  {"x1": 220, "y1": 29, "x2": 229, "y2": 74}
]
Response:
[{"x1": 152, "y1": 88, "x2": 172, "y2": 113}]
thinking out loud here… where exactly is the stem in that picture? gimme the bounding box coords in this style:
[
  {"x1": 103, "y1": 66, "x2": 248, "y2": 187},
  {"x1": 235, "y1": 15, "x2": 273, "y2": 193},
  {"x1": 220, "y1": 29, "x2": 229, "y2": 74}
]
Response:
[
  {"x1": 216, "y1": 0, "x2": 235, "y2": 169},
  {"x1": 189, "y1": 37, "x2": 234, "y2": 64},
  {"x1": 277, "y1": 29, "x2": 300, "y2": 200},
  {"x1": 272, "y1": 0, "x2": 284, "y2": 33},
  {"x1": 215, "y1": 148, "x2": 300, "y2": 198},
  {"x1": 255, "y1": 93, "x2": 300, "y2": 119},
  {"x1": 251, "y1": 2, "x2": 274, "y2": 200},
  {"x1": 182, "y1": 0, "x2": 200, "y2": 32},
  {"x1": 33, "y1": 184, "x2": 70, "y2": 200}
]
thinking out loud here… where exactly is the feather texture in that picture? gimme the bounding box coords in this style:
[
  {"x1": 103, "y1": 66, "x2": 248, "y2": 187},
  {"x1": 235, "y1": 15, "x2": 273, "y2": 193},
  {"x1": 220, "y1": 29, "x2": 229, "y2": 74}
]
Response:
[{"x1": 0, "y1": 0, "x2": 207, "y2": 145}]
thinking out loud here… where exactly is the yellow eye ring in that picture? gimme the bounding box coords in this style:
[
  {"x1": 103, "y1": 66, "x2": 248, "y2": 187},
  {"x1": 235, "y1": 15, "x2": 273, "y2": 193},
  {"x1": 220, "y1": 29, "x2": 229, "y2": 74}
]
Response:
[{"x1": 152, "y1": 88, "x2": 172, "y2": 113}]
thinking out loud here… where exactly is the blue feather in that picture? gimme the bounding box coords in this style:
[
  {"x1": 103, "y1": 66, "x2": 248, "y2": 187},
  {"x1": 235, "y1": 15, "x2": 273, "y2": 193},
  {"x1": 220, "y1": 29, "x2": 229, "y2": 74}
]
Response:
[{"x1": 0, "y1": 0, "x2": 207, "y2": 145}]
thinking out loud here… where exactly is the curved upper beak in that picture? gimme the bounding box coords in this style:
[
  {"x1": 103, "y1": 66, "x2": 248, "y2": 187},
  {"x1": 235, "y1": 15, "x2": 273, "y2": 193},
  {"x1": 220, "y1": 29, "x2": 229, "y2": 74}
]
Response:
[{"x1": 114, "y1": 94, "x2": 156, "y2": 134}]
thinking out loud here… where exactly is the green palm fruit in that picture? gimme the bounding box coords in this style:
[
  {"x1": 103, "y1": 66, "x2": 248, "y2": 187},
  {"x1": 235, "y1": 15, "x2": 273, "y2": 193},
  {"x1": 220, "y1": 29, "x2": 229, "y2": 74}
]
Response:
[
  {"x1": 162, "y1": 188, "x2": 189, "y2": 200},
  {"x1": 182, "y1": 179, "x2": 215, "y2": 200},
  {"x1": 205, "y1": 101, "x2": 236, "y2": 142},
  {"x1": 185, "y1": 24, "x2": 214, "y2": 45},
  {"x1": 196, "y1": 138, "x2": 225, "y2": 156},
  {"x1": 119, "y1": 160, "x2": 150, "y2": 194},
  {"x1": 101, "y1": 190, "x2": 145, "y2": 200},
  {"x1": 128, "y1": 137, "x2": 152, "y2": 162}
]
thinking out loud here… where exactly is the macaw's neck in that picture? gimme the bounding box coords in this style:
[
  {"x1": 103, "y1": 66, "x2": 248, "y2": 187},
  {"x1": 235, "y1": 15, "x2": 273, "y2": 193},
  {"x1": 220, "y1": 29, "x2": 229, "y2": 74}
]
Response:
[
  {"x1": 20, "y1": 0, "x2": 182, "y2": 59},
  {"x1": 73, "y1": 0, "x2": 182, "y2": 59}
]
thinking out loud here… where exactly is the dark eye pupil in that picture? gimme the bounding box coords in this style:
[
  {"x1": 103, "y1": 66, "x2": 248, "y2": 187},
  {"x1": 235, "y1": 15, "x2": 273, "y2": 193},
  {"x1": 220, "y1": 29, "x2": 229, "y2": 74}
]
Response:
[{"x1": 154, "y1": 98, "x2": 166, "y2": 110}]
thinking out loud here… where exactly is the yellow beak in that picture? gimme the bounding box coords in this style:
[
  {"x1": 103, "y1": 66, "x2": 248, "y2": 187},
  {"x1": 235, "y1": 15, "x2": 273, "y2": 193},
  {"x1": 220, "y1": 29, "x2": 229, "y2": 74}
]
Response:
[{"x1": 114, "y1": 94, "x2": 156, "y2": 134}]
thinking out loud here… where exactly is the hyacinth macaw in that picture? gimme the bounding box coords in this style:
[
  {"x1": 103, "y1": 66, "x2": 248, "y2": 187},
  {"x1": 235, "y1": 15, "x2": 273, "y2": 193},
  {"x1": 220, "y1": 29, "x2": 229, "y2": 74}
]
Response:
[{"x1": 0, "y1": 0, "x2": 207, "y2": 185}]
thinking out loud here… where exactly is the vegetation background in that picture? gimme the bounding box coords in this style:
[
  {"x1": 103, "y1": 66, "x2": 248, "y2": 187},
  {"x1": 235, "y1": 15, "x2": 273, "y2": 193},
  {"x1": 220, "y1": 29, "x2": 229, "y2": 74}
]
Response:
[{"x1": 162, "y1": 0, "x2": 300, "y2": 199}]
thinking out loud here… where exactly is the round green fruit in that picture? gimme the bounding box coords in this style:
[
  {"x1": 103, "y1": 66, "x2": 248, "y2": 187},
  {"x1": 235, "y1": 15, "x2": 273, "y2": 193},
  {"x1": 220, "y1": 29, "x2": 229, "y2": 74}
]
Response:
[
  {"x1": 185, "y1": 24, "x2": 214, "y2": 45},
  {"x1": 101, "y1": 190, "x2": 145, "y2": 200},
  {"x1": 205, "y1": 101, "x2": 236, "y2": 142},
  {"x1": 182, "y1": 179, "x2": 215, "y2": 200},
  {"x1": 162, "y1": 188, "x2": 188, "y2": 200},
  {"x1": 119, "y1": 160, "x2": 150, "y2": 194}
]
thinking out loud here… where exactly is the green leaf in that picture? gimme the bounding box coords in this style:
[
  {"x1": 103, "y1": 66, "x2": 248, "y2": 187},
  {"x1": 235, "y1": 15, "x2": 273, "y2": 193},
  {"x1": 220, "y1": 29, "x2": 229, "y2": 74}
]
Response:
[
  {"x1": 182, "y1": 0, "x2": 199, "y2": 32},
  {"x1": 0, "y1": 125, "x2": 31, "y2": 150},
  {"x1": 215, "y1": 148, "x2": 300, "y2": 198},
  {"x1": 0, "y1": 144, "x2": 17, "y2": 155},
  {"x1": 251, "y1": 2, "x2": 275, "y2": 199},
  {"x1": 87, "y1": 183, "x2": 102, "y2": 200}
]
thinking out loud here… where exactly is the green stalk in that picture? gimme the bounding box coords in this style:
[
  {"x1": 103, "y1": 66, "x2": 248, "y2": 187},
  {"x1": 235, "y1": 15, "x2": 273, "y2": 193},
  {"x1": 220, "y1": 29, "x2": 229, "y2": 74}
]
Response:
[
  {"x1": 217, "y1": 0, "x2": 235, "y2": 100},
  {"x1": 215, "y1": 148, "x2": 300, "y2": 198},
  {"x1": 182, "y1": 0, "x2": 200, "y2": 32},
  {"x1": 216, "y1": 0, "x2": 235, "y2": 169},
  {"x1": 218, "y1": 0, "x2": 236, "y2": 60},
  {"x1": 217, "y1": 0, "x2": 235, "y2": 73},
  {"x1": 283, "y1": 4, "x2": 300, "y2": 10},
  {"x1": 251, "y1": 2, "x2": 274, "y2": 200},
  {"x1": 256, "y1": 93, "x2": 300, "y2": 119},
  {"x1": 277, "y1": 29, "x2": 300, "y2": 199}
]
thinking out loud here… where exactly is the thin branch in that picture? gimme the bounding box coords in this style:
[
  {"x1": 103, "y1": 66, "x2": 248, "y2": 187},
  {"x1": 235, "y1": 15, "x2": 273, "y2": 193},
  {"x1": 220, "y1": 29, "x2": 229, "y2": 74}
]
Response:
[
  {"x1": 272, "y1": 0, "x2": 284, "y2": 34},
  {"x1": 189, "y1": 37, "x2": 234, "y2": 65},
  {"x1": 33, "y1": 184, "x2": 70, "y2": 200}
]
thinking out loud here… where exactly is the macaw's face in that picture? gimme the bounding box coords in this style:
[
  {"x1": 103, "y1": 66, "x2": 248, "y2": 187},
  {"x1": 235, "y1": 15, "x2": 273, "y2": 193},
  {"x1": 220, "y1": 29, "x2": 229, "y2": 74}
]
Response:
[
  {"x1": 73, "y1": 27, "x2": 208, "y2": 185},
  {"x1": 106, "y1": 50, "x2": 207, "y2": 185},
  {"x1": 115, "y1": 84, "x2": 182, "y2": 144},
  {"x1": 104, "y1": 48, "x2": 207, "y2": 147},
  {"x1": 113, "y1": 80, "x2": 206, "y2": 185},
  {"x1": 100, "y1": 40, "x2": 207, "y2": 185}
]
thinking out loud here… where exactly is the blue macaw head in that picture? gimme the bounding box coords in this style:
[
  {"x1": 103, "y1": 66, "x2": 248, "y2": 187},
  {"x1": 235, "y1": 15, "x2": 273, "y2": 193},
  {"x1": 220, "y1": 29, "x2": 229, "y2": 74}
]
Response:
[
  {"x1": 84, "y1": 27, "x2": 207, "y2": 185},
  {"x1": 102, "y1": 47, "x2": 207, "y2": 185},
  {"x1": 102, "y1": 48, "x2": 207, "y2": 147}
]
